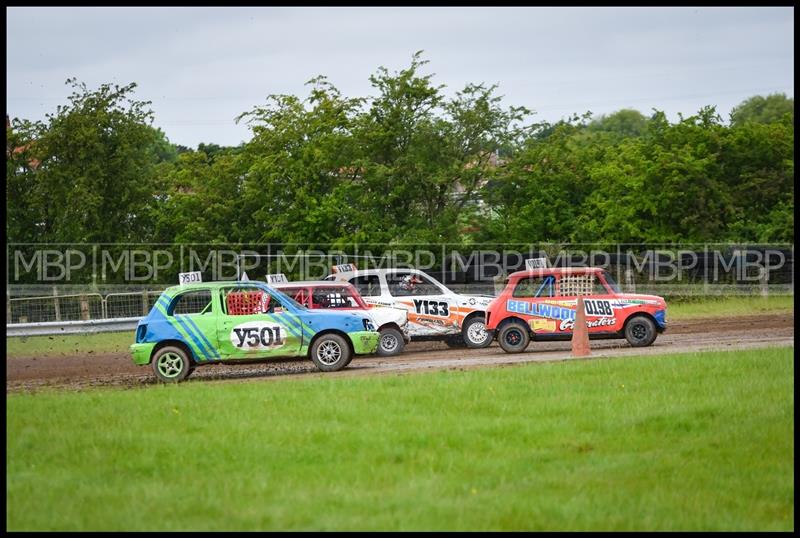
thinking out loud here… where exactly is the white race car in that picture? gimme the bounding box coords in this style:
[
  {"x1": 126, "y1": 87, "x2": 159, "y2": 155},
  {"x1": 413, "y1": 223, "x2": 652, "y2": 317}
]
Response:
[
  {"x1": 267, "y1": 275, "x2": 411, "y2": 357},
  {"x1": 323, "y1": 264, "x2": 495, "y2": 348}
]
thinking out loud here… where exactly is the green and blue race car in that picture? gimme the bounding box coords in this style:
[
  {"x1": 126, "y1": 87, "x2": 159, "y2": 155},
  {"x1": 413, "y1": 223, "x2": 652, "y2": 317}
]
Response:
[{"x1": 130, "y1": 281, "x2": 380, "y2": 382}]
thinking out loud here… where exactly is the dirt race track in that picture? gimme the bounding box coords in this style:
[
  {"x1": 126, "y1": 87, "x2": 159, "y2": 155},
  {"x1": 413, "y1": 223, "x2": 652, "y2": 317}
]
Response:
[{"x1": 7, "y1": 314, "x2": 794, "y2": 393}]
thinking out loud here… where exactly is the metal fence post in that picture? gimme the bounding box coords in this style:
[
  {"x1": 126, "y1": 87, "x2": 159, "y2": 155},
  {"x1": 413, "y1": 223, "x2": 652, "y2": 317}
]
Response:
[
  {"x1": 53, "y1": 286, "x2": 61, "y2": 322},
  {"x1": 80, "y1": 294, "x2": 90, "y2": 321},
  {"x1": 142, "y1": 290, "x2": 149, "y2": 316}
]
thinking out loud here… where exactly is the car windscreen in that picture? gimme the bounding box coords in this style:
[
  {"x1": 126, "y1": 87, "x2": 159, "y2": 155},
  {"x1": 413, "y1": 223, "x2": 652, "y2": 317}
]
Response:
[
  {"x1": 602, "y1": 271, "x2": 622, "y2": 293},
  {"x1": 269, "y1": 287, "x2": 306, "y2": 310},
  {"x1": 310, "y1": 286, "x2": 366, "y2": 309}
]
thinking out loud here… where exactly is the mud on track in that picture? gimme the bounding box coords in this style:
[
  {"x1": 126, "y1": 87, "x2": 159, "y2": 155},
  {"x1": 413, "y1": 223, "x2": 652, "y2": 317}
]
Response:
[{"x1": 7, "y1": 314, "x2": 794, "y2": 394}]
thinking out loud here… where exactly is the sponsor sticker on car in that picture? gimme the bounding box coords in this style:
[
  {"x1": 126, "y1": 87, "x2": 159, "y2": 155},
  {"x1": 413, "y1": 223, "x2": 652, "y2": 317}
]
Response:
[{"x1": 229, "y1": 321, "x2": 286, "y2": 350}]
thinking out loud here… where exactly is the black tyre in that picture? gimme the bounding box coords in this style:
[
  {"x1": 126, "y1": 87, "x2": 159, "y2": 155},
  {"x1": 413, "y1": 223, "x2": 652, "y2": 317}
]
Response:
[
  {"x1": 377, "y1": 327, "x2": 405, "y2": 357},
  {"x1": 310, "y1": 333, "x2": 352, "y2": 372},
  {"x1": 152, "y1": 345, "x2": 193, "y2": 383},
  {"x1": 498, "y1": 322, "x2": 530, "y2": 354},
  {"x1": 624, "y1": 315, "x2": 657, "y2": 347},
  {"x1": 462, "y1": 315, "x2": 493, "y2": 349}
]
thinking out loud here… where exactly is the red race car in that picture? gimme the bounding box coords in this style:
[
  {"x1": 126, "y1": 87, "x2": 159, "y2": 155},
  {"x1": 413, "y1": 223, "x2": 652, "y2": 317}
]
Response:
[
  {"x1": 485, "y1": 266, "x2": 667, "y2": 353},
  {"x1": 267, "y1": 276, "x2": 410, "y2": 357}
]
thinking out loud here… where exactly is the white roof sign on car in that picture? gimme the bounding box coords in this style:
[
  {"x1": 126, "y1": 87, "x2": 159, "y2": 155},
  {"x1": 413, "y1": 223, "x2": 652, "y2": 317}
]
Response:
[
  {"x1": 332, "y1": 263, "x2": 358, "y2": 273},
  {"x1": 265, "y1": 273, "x2": 289, "y2": 284},
  {"x1": 179, "y1": 271, "x2": 202, "y2": 285},
  {"x1": 525, "y1": 257, "x2": 549, "y2": 270}
]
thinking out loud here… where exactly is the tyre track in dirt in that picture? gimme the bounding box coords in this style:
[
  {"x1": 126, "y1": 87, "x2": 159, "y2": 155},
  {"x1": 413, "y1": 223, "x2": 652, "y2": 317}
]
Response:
[{"x1": 6, "y1": 313, "x2": 794, "y2": 393}]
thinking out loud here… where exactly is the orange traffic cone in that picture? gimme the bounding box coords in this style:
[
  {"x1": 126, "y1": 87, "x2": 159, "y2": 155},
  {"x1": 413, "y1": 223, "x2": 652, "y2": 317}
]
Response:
[{"x1": 571, "y1": 296, "x2": 591, "y2": 357}]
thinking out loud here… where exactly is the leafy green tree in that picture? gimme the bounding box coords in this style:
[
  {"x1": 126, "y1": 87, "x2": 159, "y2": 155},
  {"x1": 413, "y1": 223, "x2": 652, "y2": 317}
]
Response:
[
  {"x1": 721, "y1": 113, "x2": 794, "y2": 241},
  {"x1": 587, "y1": 108, "x2": 648, "y2": 137},
  {"x1": 229, "y1": 51, "x2": 534, "y2": 245},
  {"x1": 6, "y1": 118, "x2": 43, "y2": 242},
  {"x1": 730, "y1": 93, "x2": 793, "y2": 127},
  {"x1": 151, "y1": 127, "x2": 179, "y2": 163},
  {"x1": 12, "y1": 79, "x2": 166, "y2": 243},
  {"x1": 12, "y1": 62, "x2": 793, "y2": 249},
  {"x1": 235, "y1": 76, "x2": 364, "y2": 244},
  {"x1": 153, "y1": 147, "x2": 248, "y2": 243},
  {"x1": 573, "y1": 107, "x2": 735, "y2": 242},
  {"x1": 350, "y1": 51, "x2": 534, "y2": 242},
  {"x1": 481, "y1": 120, "x2": 601, "y2": 243}
]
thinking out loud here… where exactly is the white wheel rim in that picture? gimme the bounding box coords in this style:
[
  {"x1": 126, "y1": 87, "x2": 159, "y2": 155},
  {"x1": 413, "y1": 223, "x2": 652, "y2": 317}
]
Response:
[
  {"x1": 317, "y1": 340, "x2": 342, "y2": 365},
  {"x1": 381, "y1": 333, "x2": 398, "y2": 352},
  {"x1": 467, "y1": 322, "x2": 488, "y2": 344}
]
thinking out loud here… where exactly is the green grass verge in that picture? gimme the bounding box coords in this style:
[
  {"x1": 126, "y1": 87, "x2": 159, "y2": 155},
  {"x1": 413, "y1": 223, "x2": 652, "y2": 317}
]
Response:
[
  {"x1": 6, "y1": 330, "x2": 134, "y2": 357},
  {"x1": 667, "y1": 294, "x2": 794, "y2": 320},
  {"x1": 7, "y1": 347, "x2": 794, "y2": 531}
]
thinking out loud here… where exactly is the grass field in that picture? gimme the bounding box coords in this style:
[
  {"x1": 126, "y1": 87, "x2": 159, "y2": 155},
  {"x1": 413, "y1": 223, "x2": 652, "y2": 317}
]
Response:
[
  {"x1": 6, "y1": 346, "x2": 794, "y2": 531},
  {"x1": 5, "y1": 295, "x2": 793, "y2": 358},
  {"x1": 6, "y1": 330, "x2": 133, "y2": 357},
  {"x1": 666, "y1": 294, "x2": 794, "y2": 319}
]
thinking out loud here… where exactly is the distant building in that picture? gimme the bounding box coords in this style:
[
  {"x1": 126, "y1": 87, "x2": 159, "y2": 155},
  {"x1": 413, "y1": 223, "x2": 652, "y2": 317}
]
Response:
[{"x1": 6, "y1": 115, "x2": 40, "y2": 169}]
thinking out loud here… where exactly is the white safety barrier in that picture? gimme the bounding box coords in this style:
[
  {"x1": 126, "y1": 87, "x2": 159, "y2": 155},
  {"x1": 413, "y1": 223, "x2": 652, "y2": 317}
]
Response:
[{"x1": 6, "y1": 317, "x2": 142, "y2": 337}]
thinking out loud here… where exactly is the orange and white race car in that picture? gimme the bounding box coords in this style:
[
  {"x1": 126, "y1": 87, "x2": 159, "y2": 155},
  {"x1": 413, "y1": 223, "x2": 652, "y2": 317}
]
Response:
[{"x1": 323, "y1": 264, "x2": 494, "y2": 348}]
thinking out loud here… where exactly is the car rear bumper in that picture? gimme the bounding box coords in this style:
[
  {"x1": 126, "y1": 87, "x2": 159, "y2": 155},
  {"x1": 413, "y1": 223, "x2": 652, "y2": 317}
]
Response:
[
  {"x1": 130, "y1": 342, "x2": 156, "y2": 365},
  {"x1": 349, "y1": 331, "x2": 380, "y2": 354}
]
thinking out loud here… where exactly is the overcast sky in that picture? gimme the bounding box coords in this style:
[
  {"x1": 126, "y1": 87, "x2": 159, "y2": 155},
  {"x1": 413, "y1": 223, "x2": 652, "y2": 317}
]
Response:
[{"x1": 6, "y1": 6, "x2": 794, "y2": 148}]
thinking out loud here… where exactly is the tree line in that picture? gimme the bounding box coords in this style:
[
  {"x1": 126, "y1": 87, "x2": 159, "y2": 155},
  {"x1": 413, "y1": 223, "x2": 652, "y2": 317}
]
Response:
[{"x1": 6, "y1": 53, "x2": 794, "y2": 246}]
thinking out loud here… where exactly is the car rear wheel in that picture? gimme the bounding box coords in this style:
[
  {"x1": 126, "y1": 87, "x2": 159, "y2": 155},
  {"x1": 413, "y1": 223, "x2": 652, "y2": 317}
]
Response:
[
  {"x1": 310, "y1": 334, "x2": 352, "y2": 372},
  {"x1": 462, "y1": 315, "x2": 493, "y2": 348},
  {"x1": 377, "y1": 327, "x2": 405, "y2": 357},
  {"x1": 498, "y1": 322, "x2": 530, "y2": 354},
  {"x1": 625, "y1": 315, "x2": 657, "y2": 347},
  {"x1": 152, "y1": 346, "x2": 193, "y2": 383}
]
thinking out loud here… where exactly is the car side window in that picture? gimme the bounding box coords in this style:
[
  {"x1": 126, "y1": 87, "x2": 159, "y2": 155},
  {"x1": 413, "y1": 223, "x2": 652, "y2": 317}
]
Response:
[
  {"x1": 311, "y1": 287, "x2": 360, "y2": 309},
  {"x1": 350, "y1": 275, "x2": 382, "y2": 297},
  {"x1": 558, "y1": 274, "x2": 597, "y2": 297},
  {"x1": 170, "y1": 290, "x2": 213, "y2": 315},
  {"x1": 386, "y1": 272, "x2": 443, "y2": 297},
  {"x1": 512, "y1": 276, "x2": 555, "y2": 298},
  {"x1": 220, "y1": 286, "x2": 283, "y2": 315}
]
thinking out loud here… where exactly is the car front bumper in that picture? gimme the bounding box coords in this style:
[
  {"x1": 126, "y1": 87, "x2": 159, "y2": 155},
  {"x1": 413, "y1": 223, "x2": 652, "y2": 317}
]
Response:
[
  {"x1": 130, "y1": 342, "x2": 156, "y2": 365},
  {"x1": 654, "y1": 309, "x2": 667, "y2": 331},
  {"x1": 349, "y1": 331, "x2": 380, "y2": 354}
]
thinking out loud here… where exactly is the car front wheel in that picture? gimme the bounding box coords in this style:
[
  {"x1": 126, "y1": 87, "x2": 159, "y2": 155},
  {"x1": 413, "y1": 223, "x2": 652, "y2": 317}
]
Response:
[
  {"x1": 624, "y1": 315, "x2": 657, "y2": 347},
  {"x1": 377, "y1": 327, "x2": 405, "y2": 357},
  {"x1": 498, "y1": 322, "x2": 530, "y2": 354},
  {"x1": 310, "y1": 334, "x2": 352, "y2": 372},
  {"x1": 462, "y1": 316, "x2": 493, "y2": 348}
]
